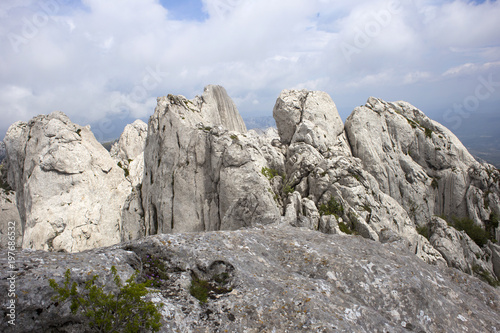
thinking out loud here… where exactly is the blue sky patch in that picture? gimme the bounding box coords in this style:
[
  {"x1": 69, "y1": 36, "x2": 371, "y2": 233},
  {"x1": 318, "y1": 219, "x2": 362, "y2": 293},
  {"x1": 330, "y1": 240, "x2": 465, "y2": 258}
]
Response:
[{"x1": 159, "y1": 0, "x2": 207, "y2": 21}]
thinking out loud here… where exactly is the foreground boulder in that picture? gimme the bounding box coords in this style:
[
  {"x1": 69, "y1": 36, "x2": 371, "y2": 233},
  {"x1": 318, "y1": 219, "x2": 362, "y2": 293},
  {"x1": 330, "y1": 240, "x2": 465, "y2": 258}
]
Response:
[
  {"x1": 1, "y1": 226, "x2": 499, "y2": 332},
  {"x1": 3, "y1": 112, "x2": 131, "y2": 252}
]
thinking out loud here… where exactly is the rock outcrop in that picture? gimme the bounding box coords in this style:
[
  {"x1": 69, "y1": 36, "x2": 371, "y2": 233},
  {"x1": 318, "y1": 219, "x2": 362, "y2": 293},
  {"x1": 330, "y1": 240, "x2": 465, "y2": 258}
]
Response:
[
  {"x1": 141, "y1": 85, "x2": 279, "y2": 234},
  {"x1": 1, "y1": 226, "x2": 499, "y2": 332},
  {"x1": 271, "y1": 89, "x2": 445, "y2": 265},
  {"x1": 1, "y1": 85, "x2": 499, "y2": 287},
  {"x1": 345, "y1": 97, "x2": 500, "y2": 230},
  {"x1": 110, "y1": 119, "x2": 147, "y2": 187},
  {"x1": 3, "y1": 112, "x2": 131, "y2": 252}
]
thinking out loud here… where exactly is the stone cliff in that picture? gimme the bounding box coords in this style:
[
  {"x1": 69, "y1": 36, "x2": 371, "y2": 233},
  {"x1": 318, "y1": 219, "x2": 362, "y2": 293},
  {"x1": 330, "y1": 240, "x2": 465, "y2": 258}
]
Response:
[
  {"x1": 141, "y1": 84, "x2": 278, "y2": 234},
  {"x1": 1, "y1": 85, "x2": 499, "y2": 305}
]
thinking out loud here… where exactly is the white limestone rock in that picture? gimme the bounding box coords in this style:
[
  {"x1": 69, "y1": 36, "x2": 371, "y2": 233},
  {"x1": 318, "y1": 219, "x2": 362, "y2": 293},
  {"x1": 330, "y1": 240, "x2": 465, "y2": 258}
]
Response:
[
  {"x1": 272, "y1": 89, "x2": 445, "y2": 265},
  {"x1": 3, "y1": 112, "x2": 131, "y2": 252},
  {"x1": 142, "y1": 86, "x2": 280, "y2": 234},
  {"x1": 273, "y1": 89, "x2": 350, "y2": 156},
  {"x1": 110, "y1": 119, "x2": 148, "y2": 163},
  {"x1": 429, "y1": 216, "x2": 495, "y2": 279},
  {"x1": 344, "y1": 97, "x2": 500, "y2": 236}
]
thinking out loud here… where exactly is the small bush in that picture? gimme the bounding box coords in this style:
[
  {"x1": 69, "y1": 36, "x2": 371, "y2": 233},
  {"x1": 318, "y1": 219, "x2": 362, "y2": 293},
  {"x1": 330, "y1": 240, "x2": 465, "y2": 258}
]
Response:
[
  {"x1": 261, "y1": 167, "x2": 280, "y2": 180},
  {"x1": 117, "y1": 162, "x2": 130, "y2": 178},
  {"x1": 283, "y1": 183, "x2": 295, "y2": 196},
  {"x1": 451, "y1": 217, "x2": 488, "y2": 247},
  {"x1": 49, "y1": 266, "x2": 163, "y2": 332},
  {"x1": 189, "y1": 272, "x2": 232, "y2": 304},
  {"x1": 416, "y1": 225, "x2": 430, "y2": 240},
  {"x1": 190, "y1": 275, "x2": 210, "y2": 304},
  {"x1": 338, "y1": 222, "x2": 353, "y2": 234},
  {"x1": 472, "y1": 265, "x2": 500, "y2": 287},
  {"x1": 318, "y1": 196, "x2": 344, "y2": 218},
  {"x1": 143, "y1": 255, "x2": 169, "y2": 288},
  {"x1": 431, "y1": 178, "x2": 439, "y2": 189},
  {"x1": 424, "y1": 127, "x2": 433, "y2": 139}
]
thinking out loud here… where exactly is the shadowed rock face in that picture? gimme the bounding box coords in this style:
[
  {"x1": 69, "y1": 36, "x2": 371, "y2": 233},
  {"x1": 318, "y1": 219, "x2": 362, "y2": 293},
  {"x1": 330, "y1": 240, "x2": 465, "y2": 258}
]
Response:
[{"x1": 1, "y1": 226, "x2": 499, "y2": 332}]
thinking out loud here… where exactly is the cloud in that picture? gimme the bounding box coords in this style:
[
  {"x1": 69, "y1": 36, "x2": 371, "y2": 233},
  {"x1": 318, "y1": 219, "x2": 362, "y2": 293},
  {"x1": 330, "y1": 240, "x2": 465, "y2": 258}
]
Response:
[{"x1": 0, "y1": 0, "x2": 499, "y2": 140}]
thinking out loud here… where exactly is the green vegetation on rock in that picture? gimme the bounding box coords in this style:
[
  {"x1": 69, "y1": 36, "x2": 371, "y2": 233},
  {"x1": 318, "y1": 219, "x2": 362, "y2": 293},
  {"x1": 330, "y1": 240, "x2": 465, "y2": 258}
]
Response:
[
  {"x1": 49, "y1": 266, "x2": 163, "y2": 333},
  {"x1": 318, "y1": 196, "x2": 344, "y2": 218}
]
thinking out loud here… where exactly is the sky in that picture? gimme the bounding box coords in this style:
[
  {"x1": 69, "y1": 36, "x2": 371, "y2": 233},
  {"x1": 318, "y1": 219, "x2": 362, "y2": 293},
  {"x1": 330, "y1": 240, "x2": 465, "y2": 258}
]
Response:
[{"x1": 0, "y1": 0, "x2": 499, "y2": 142}]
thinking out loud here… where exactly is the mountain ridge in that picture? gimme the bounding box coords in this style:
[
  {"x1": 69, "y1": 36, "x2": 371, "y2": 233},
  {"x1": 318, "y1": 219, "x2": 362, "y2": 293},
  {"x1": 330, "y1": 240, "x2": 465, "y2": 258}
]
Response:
[{"x1": 1, "y1": 85, "x2": 499, "y2": 331}]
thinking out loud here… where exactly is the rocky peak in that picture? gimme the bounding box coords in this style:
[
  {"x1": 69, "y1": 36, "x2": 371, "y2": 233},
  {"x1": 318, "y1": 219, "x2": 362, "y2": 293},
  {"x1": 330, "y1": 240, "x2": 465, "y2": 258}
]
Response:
[
  {"x1": 345, "y1": 97, "x2": 499, "y2": 228},
  {"x1": 141, "y1": 85, "x2": 279, "y2": 235},
  {"x1": 273, "y1": 89, "x2": 348, "y2": 156},
  {"x1": 200, "y1": 85, "x2": 247, "y2": 133},
  {"x1": 110, "y1": 119, "x2": 148, "y2": 164}
]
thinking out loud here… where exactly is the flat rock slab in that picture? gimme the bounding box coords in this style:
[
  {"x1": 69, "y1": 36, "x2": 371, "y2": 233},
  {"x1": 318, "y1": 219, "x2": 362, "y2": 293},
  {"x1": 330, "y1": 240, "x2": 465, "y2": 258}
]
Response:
[{"x1": 1, "y1": 226, "x2": 499, "y2": 332}]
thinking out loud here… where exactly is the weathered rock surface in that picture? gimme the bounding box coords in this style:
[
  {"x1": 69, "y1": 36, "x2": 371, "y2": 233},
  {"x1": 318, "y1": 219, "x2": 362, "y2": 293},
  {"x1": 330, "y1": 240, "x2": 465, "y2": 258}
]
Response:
[
  {"x1": 110, "y1": 119, "x2": 147, "y2": 187},
  {"x1": 429, "y1": 216, "x2": 497, "y2": 278},
  {"x1": 110, "y1": 119, "x2": 148, "y2": 164},
  {"x1": 2, "y1": 86, "x2": 499, "y2": 289},
  {"x1": 271, "y1": 90, "x2": 445, "y2": 266},
  {"x1": 1, "y1": 226, "x2": 499, "y2": 333},
  {"x1": 345, "y1": 97, "x2": 500, "y2": 233},
  {"x1": 142, "y1": 85, "x2": 279, "y2": 234},
  {"x1": 3, "y1": 112, "x2": 131, "y2": 252}
]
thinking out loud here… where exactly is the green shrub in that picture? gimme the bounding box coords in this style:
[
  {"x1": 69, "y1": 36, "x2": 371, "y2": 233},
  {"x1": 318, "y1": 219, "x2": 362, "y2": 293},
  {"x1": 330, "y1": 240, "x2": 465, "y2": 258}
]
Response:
[
  {"x1": 117, "y1": 162, "x2": 130, "y2": 178},
  {"x1": 49, "y1": 266, "x2": 163, "y2": 332},
  {"x1": 338, "y1": 222, "x2": 353, "y2": 234},
  {"x1": 190, "y1": 275, "x2": 210, "y2": 304},
  {"x1": 189, "y1": 272, "x2": 232, "y2": 304},
  {"x1": 472, "y1": 265, "x2": 500, "y2": 287},
  {"x1": 318, "y1": 196, "x2": 344, "y2": 218},
  {"x1": 451, "y1": 217, "x2": 488, "y2": 247},
  {"x1": 143, "y1": 255, "x2": 169, "y2": 288},
  {"x1": 283, "y1": 183, "x2": 295, "y2": 196},
  {"x1": 424, "y1": 127, "x2": 433, "y2": 139},
  {"x1": 416, "y1": 225, "x2": 430, "y2": 240},
  {"x1": 261, "y1": 167, "x2": 280, "y2": 180}
]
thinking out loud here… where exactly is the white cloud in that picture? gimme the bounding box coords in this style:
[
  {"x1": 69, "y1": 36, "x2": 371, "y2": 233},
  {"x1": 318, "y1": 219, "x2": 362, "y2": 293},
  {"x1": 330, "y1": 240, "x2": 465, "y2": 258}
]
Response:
[{"x1": 0, "y1": 0, "x2": 499, "y2": 139}]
